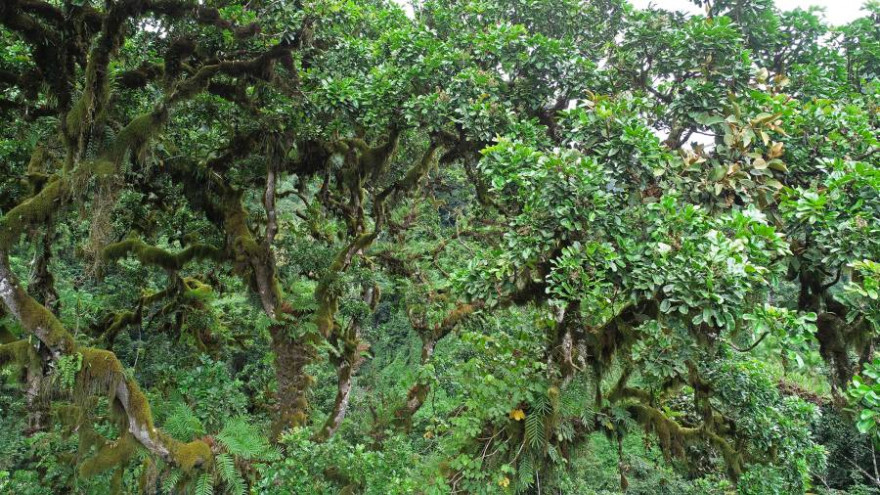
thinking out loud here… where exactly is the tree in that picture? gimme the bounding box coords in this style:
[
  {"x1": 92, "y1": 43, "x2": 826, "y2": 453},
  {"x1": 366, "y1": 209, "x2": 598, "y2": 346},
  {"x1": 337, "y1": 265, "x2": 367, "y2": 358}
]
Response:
[{"x1": 1, "y1": 0, "x2": 879, "y2": 493}]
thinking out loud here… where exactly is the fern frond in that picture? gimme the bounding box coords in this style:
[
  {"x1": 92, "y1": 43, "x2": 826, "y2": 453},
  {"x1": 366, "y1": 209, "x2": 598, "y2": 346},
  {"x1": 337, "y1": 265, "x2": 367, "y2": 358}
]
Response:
[
  {"x1": 215, "y1": 453, "x2": 236, "y2": 483},
  {"x1": 217, "y1": 416, "x2": 272, "y2": 460},
  {"x1": 195, "y1": 473, "x2": 214, "y2": 495},
  {"x1": 516, "y1": 453, "x2": 535, "y2": 489},
  {"x1": 525, "y1": 413, "x2": 545, "y2": 450},
  {"x1": 533, "y1": 395, "x2": 552, "y2": 415},
  {"x1": 162, "y1": 469, "x2": 182, "y2": 494},
  {"x1": 215, "y1": 453, "x2": 246, "y2": 495},
  {"x1": 164, "y1": 402, "x2": 205, "y2": 442}
]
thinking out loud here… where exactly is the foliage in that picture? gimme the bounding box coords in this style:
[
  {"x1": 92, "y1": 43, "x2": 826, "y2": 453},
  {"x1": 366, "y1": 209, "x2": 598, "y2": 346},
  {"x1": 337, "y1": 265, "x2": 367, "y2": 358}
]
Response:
[{"x1": 0, "y1": 0, "x2": 879, "y2": 493}]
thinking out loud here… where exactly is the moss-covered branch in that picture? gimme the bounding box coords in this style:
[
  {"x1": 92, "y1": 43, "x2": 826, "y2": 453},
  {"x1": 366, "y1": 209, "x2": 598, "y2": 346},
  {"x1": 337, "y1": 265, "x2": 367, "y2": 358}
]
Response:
[
  {"x1": 0, "y1": 250, "x2": 211, "y2": 470},
  {"x1": 627, "y1": 402, "x2": 742, "y2": 479},
  {"x1": 0, "y1": 177, "x2": 67, "y2": 250},
  {"x1": 103, "y1": 237, "x2": 223, "y2": 271}
]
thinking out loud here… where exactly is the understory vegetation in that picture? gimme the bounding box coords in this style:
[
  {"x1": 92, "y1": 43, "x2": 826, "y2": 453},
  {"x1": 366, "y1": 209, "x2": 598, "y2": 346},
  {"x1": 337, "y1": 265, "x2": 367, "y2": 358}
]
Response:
[{"x1": 1, "y1": 0, "x2": 880, "y2": 493}]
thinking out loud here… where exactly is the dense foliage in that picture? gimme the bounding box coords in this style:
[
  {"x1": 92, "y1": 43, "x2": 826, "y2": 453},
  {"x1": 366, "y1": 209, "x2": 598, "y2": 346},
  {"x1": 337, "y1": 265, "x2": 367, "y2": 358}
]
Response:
[{"x1": 1, "y1": 0, "x2": 879, "y2": 493}]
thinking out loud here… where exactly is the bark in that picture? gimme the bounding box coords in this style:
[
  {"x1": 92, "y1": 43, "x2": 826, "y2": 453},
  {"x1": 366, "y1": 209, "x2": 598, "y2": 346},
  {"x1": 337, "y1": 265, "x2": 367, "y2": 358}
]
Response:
[
  {"x1": 24, "y1": 348, "x2": 48, "y2": 433},
  {"x1": 265, "y1": 162, "x2": 279, "y2": 244},
  {"x1": 270, "y1": 322, "x2": 316, "y2": 437},
  {"x1": 316, "y1": 286, "x2": 375, "y2": 441},
  {"x1": 29, "y1": 220, "x2": 60, "y2": 312}
]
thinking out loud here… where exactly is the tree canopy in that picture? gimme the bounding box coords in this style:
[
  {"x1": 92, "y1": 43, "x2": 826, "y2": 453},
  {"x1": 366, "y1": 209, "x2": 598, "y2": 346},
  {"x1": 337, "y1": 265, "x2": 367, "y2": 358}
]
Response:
[{"x1": 1, "y1": 0, "x2": 879, "y2": 493}]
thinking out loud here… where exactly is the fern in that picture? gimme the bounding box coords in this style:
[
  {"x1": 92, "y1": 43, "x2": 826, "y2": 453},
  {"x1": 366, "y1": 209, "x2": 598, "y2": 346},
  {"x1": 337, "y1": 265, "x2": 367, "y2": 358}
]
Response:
[
  {"x1": 525, "y1": 412, "x2": 545, "y2": 450},
  {"x1": 215, "y1": 453, "x2": 245, "y2": 495},
  {"x1": 195, "y1": 473, "x2": 214, "y2": 495},
  {"x1": 164, "y1": 402, "x2": 205, "y2": 442},
  {"x1": 516, "y1": 453, "x2": 536, "y2": 489},
  {"x1": 532, "y1": 394, "x2": 552, "y2": 415},
  {"x1": 216, "y1": 416, "x2": 272, "y2": 460},
  {"x1": 55, "y1": 352, "x2": 82, "y2": 391},
  {"x1": 162, "y1": 469, "x2": 182, "y2": 494}
]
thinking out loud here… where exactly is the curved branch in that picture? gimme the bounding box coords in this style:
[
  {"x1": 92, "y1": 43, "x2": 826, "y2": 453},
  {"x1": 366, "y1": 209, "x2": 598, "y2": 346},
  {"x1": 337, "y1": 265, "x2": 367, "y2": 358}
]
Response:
[
  {"x1": 0, "y1": 254, "x2": 211, "y2": 469},
  {"x1": 727, "y1": 331, "x2": 770, "y2": 352},
  {"x1": 103, "y1": 237, "x2": 223, "y2": 271}
]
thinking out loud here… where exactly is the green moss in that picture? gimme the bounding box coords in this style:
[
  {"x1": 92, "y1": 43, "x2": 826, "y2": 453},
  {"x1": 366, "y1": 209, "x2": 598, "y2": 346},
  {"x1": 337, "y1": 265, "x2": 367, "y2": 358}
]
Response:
[
  {"x1": 17, "y1": 289, "x2": 76, "y2": 353},
  {"x1": 54, "y1": 404, "x2": 85, "y2": 433},
  {"x1": 108, "y1": 110, "x2": 167, "y2": 165},
  {"x1": 91, "y1": 159, "x2": 117, "y2": 178},
  {"x1": 101, "y1": 311, "x2": 139, "y2": 345},
  {"x1": 103, "y1": 237, "x2": 222, "y2": 270},
  {"x1": 168, "y1": 438, "x2": 214, "y2": 472},
  {"x1": 26, "y1": 147, "x2": 47, "y2": 174},
  {"x1": 628, "y1": 403, "x2": 742, "y2": 479},
  {"x1": 138, "y1": 458, "x2": 158, "y2": 493},
  {"x1": 76, "y1": 348, "x2": 125, "y2": 405},
  {"x1": 123, "y1": 377, "x2": 157, "y2": 433},
  {"x1": 0, "y1": 178, "x2": 67, "y2": 250},
  {"x1": 0, "y1": 325, "x2": 15, "y2": 344},
  {"x1": 109, "y1": 467, "x2": 124, "y2": 494},
  {"x1": 76, "y1": 426, "x2": 107, "y2": 462},
  {"x1": 394, "y1": 143, "x2": 440, "y2": 197},
  {"x1": 79, "y1": 433, "x2": 138, "y2": 478},
  {"x1": 64, "y1": 96, "x2": 89, "y2": 143},
  {"x1": 183, "y1": 277, "x2": 214, "y2": 302},
  {"x1": 0, "y1": 340, "x2": 40, "y2": 370}
]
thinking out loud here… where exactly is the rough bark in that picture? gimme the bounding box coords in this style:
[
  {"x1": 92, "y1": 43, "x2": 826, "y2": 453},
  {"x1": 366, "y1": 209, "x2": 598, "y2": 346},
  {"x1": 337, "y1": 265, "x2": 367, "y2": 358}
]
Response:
[{"x1": 316, "y1": 285, "x2": 376, "y2": 441}]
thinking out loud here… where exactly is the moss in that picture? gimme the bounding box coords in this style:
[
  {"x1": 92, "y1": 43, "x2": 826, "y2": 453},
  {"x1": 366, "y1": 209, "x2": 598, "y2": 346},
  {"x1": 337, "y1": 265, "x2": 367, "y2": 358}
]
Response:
[
  {"x1": 101, "y1": 310, "x2": 139, "y2": 345},
  {"x1": 628, "y1": 403, "x2": 742, "y2": 479},
  {"x1": 54, "y1": 404, "x2": 85, "y2": 433},
  {"x1": 138, "y1": 457, "x2": 158, "y2": 493},
  {"x1": 0, "y1": 325, "x2": 15, "y2": 344},
  {"x1": 91, "y1": 159, "x2": 117, "y2": 178},
  {"x1": 76, "y1": 348, "x2": 125, "y2": 404},
  {"x1": 103, "y1": 237, "x2": 222, "y2": 271},
  {"x1": 25, "y1": 147, "x2": 51, "y2": 191},
  {"x1": 109, "y1": 467, "x2": 124, "y2": 494},
  {"x1": 17, "y1": 288, "x2": 76, "y2": 353},
  {"x1": 79, "y1": 433, "x2": 138, "y2": 478},
  {"x1": 0, "y1": 340, "x2": 40, "y2": 370},
  {"x1": 79, "y1": 348, "x2": 125, "y2": 378},
  {"x1": 26, "y1": 147, "x2": 47, "y2": 174},
  {"x1": 183, "y1": 277, "x2": 214, "y2": 302},
  {"x1": 402, "y1": 144, "x2": 439, "y2": 190},
  {"x1": 123, "y1": 377, "x2": 157, "y2": 434},
  {"x1": 168, "y1": 438, "x2": 214, "y2": 472},
  {"x1": 0, "y1": 177, "x2": 67, "y2": 250},
  {"x1": 108, "y1": 109, "x2": 167, "y2": 165},
  {"x1": 64, "y1": 95, "x2": 89, "y2": 143}
]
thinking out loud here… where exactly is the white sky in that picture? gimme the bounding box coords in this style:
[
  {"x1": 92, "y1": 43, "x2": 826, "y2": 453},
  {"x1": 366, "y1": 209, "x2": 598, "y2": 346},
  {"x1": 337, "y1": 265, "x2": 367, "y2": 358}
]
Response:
[{"x1": 629, "y1": 0, "x2": 869, "y2": 25}]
